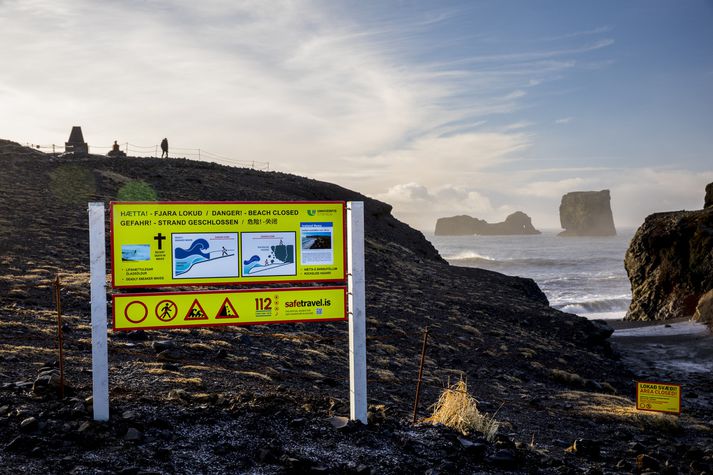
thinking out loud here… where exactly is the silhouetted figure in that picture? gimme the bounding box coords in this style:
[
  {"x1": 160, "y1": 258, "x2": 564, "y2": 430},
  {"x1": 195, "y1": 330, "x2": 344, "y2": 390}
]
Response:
[
  {"x1": 161, "y1": 138, "x2": 169, "y2": 158},
  {"x1": 108, "y1": 140, "x2": 126, "y2": 158}
]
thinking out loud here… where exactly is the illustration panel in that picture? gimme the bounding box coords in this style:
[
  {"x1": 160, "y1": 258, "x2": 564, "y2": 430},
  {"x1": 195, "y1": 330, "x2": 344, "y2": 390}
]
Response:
[
  {"x1": 172, "y1": 233, "x2": 239, "y2": 279},
  {"x1": 300, "y1": 222, "x2": 333, "y2": 265},
  {"x1": 241, "y1": 232, "x2": 296, "y2": 277}
]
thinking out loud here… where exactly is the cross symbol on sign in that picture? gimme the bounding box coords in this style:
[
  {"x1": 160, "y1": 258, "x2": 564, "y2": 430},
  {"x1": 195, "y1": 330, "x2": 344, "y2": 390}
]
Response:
[{"x1": 154, "y1": 233, "x2": 166, "y2": 250}]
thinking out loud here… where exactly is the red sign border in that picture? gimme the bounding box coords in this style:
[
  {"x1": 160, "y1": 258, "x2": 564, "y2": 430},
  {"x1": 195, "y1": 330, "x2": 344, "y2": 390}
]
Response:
[
  {"x1": 110, "y1": 201, "x2": 348, "y2": 289},
  {"x1": 112, "y1": 286, "x2": 348, "y2": 331}
]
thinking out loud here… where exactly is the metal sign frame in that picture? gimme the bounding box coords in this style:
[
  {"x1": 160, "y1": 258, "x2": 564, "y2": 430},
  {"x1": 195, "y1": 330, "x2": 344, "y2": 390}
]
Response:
[{"x1": 89, "y1": 201, "x2": 367, "y2": 424}]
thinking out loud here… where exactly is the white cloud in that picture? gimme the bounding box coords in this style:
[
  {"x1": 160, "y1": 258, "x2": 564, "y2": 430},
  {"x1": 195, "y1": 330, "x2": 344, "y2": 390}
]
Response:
[
  {"x1": 2, "y1": 1, "x2": 708, "y2": 237},
  {"x1": 516, "y1": 177, "x2": 588, "y2": 198},
  {"x1": 378, "y1": 183, "x2": 494, "y2": 231}
]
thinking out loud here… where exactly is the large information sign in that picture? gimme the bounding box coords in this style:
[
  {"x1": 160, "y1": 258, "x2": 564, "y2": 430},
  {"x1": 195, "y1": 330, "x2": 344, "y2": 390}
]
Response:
[
  {"x1": 111, "y1": 201, "x2": 346, "y2": 288},
  {"x1": 113, "y1": 287, "x2": 347, "y2": 330}
]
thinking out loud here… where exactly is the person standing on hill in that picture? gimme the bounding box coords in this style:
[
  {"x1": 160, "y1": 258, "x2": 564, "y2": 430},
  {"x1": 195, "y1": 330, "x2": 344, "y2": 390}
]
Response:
[{"x1": 160, "y1": 138, "x2": 169, "y2": 158}]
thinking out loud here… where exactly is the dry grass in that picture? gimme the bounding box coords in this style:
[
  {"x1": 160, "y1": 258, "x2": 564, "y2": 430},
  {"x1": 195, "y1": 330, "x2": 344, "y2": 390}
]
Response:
[
  {"x1": 424, "y1": 379, "x2": 500, "y2": 441},
  {"x1": 558, "y1": 391, "x2": 682, "y2": 431}
]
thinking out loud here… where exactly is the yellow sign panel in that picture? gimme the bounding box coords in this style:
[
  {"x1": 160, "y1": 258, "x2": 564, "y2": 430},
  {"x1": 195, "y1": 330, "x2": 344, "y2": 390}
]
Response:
[
  {"x1": 636, "y1": 381, "x2": 681, "y2": 415},
  {"x1": 111, "y1": 201, "x2": 346, "y2": 288},
  {"x1": 113, "y1": 287, "x2": 347, "y2": 330}
]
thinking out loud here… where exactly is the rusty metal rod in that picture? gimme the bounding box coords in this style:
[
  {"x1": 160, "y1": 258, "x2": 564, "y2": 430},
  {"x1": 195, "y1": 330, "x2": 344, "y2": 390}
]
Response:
[
  {"x1": 54, "y1": 275, "x2": 65, "y2": 398},
  {"x1": 412, "y1": 326, "x2": 429, "y2": 424}
]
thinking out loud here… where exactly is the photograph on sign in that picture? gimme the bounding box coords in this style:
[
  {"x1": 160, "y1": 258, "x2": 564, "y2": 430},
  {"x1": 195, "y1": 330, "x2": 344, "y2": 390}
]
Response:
[
  {"x1": 113, "y1": 286, "x2": 348, "y2": 330},
  {"x1": 300, "y1": 222, "x2": 333, "y2": 265},
  {"x1": 122, "y1": 244, "x2": 150, "y2": 261},
  {"x1": 172, "y1": 232, "x2": 239, "y2": 279},
  {"x1": 241, "y1": 232, "x2": 296, "y2": 277},
  {"x1": 110, "y1": 201, "x2": 346, "y2": 288}
]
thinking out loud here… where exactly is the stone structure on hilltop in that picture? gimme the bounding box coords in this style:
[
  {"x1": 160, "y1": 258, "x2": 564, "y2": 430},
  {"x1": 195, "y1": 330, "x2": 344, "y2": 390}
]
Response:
[
  {"x1": 435, "y1": 211, "x2": 540, "y2": 236},
  {"x1": 65, "y1": 126, "x2": 88, "y2": 157},
  {"x1": 625, "y1": 183, "x2": 713, "y2": 321},
  {"x1": 558, "y1": 190, "x2": 616, "y2": 236},
  {"x1": 705, "y1": 182, "x2": 712, "y2": 209}
]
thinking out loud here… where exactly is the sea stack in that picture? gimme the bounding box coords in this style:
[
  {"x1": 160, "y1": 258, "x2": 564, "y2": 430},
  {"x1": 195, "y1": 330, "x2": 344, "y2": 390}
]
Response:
[
  {"x1": 558, "y1": 190, "x2": 616, "y2": 236},
  {"x1": 624, "y1": 183, "x2": 713, "y2": 321},
  {"x1": 434, "y1": 211, "x2": 540, "y2": 236}
]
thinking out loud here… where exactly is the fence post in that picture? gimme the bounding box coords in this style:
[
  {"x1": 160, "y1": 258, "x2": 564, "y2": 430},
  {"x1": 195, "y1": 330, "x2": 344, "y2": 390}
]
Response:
[
  {"x1": 347, "y1": 201, "x2": 367, "y2": 423},
  {"x1": 88, "y1": 202, "x2": 109, "y2": 421}
]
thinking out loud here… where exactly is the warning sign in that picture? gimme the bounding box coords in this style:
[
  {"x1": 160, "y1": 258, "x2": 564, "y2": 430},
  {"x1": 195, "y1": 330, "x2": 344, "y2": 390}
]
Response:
[
  {"x1": 636, "y1": 381, "x2": 681, "y2": 415},
  {"x1": 110, "y1": 201, "x2": 346, "y2": 288},
  {"x1": 184, "y1": 299, "x2": 208, "y2": 321},
  {"x1": 112, "y1": 287, "x2": 347, "y2": 330},
  {"x1": 215, "y1": 297, "x2": 239, "y2": 319}
]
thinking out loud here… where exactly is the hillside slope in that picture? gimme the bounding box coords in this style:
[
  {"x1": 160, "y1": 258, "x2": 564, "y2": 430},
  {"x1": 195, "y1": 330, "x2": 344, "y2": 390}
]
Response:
[{"x1": 1, "y1": 140, "x2": 711, "y2": 474}]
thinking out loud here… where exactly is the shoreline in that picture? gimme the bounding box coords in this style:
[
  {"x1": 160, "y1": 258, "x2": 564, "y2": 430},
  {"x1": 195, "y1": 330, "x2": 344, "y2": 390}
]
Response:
[{"x1": 603, "y1": 315, "x2": 694, "y2": 331}]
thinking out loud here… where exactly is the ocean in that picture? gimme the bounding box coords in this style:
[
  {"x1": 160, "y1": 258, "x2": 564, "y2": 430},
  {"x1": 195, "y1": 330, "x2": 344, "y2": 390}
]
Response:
[{"x1": 427, "y1": 229, "x2": 635, "y2": 320}]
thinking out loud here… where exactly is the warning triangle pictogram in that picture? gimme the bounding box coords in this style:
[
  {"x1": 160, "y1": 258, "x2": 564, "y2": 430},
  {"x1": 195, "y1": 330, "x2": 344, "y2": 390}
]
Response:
[
  {"x1": 215, "y1": 297, "x2": 240, "y2": 319},
  {"x1": 184, "y1": 299, "x2": 209, "y2": 321}
]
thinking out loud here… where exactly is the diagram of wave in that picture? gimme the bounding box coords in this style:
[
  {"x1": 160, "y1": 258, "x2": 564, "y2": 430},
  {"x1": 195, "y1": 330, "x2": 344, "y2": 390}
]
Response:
[
  {"x1": 174, "y1": 239, "x2": 211, "y2": 276},
  {"x1": 243, "y1": 254, "x2": 292, "y2": 275}
]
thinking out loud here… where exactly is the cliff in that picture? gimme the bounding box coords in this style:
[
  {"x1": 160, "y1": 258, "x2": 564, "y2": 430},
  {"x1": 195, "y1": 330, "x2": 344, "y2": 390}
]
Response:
[
  {"x1": 434, "y1": 211, "x2": 540, "y2": 236},
  {"x1": 558, "y1": 190, "x2": 616, "y2": 236},
  {"x1": 624, "y1": 194, "x2": 713, "y2": 321}
]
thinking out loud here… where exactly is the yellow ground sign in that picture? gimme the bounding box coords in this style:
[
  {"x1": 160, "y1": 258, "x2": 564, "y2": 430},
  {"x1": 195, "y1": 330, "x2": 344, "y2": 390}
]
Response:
[
  {"x1": 113, "y1": 287, "x2": 347, "y2": 330},
  {"x1": 111, "y1": 201, "x2": 346, "y2": 288},
  {"x1": 636, "y1": 381, "x2": 681, "y2": 415}
]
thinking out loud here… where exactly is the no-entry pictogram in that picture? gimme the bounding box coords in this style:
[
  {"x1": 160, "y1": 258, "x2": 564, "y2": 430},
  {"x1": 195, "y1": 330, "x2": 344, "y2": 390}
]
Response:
[
  {"x1": 215, "y1": 297, "x2": 239, "y2": 319},
  {"x1": 124, "y1": 301, "x2": 148, "y2": 324},
  {"x1": 155, "y1": 300, "x2": 177, "y2": 322},
  {"x1": 184, "y1": 299, "x2": 208, "y2": 321}
]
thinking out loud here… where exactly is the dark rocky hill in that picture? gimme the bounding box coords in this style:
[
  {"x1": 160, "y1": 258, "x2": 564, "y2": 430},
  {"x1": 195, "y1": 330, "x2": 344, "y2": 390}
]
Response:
[
  {"x1": 1, "y1": 140, "x2": 711, "y2": 474},
  {"x1": 625, "y1": 184, "x2": 713, "y2": 322}
]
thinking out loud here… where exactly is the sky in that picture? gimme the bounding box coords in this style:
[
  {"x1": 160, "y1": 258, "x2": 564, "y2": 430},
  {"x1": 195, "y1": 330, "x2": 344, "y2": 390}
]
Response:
[{"x1": 1, "y1": 0, "x2": 712, "y2": 231}]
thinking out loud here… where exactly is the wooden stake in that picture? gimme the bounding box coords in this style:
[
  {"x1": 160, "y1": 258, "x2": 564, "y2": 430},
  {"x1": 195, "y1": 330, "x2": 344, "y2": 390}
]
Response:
[
  {"x1": 53, "y1": 275, "x2": 65, "y2": 398},
  {"x1": 412, "y1": 326, "x2": 429, "y2": 424}
]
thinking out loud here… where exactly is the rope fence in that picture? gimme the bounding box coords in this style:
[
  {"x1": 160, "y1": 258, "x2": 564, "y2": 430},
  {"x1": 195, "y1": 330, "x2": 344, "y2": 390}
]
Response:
[{"x1": 24, "y1": 142, "x2": 270, "y2": 171}]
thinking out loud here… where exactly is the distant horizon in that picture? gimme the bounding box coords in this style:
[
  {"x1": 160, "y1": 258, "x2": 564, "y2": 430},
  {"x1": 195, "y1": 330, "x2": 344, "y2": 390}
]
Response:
[
  {"x1": 2, "y1": 0, "x2": 711, "y2": 231},
  {"x1": 8, "y1": 132, "x2": 711, "y2": 232}
]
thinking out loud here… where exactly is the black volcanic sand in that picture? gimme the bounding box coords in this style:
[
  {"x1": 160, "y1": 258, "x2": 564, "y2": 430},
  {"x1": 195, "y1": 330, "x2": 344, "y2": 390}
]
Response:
[{"x1": 1, "y1": 140, "x2": 711, "y2": 474}]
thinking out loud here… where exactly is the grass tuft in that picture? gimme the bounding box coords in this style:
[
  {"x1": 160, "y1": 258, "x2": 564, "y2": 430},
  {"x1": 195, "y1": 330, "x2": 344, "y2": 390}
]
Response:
[{"x1": 424, "y1": 379, "x2": 500, "y2": 441}]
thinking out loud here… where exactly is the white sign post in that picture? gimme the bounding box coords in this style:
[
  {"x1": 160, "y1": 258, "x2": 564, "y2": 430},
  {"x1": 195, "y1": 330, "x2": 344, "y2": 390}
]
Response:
[
  {"x1": 347, "y1": 201, "x2": 367, "y2": 423},
  {"x1": 88, "y1": 202, "x2": 109, "y2": 421}
]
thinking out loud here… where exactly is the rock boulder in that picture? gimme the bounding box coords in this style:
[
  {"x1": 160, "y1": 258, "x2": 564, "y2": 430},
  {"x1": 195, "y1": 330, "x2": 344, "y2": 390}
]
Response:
[
  {"x1": 705, "y1": 182, "x2": 712, "y2": 209},
  {"x1": 559, "y1": 190, "x2": 616, "y2": 236},
  {"x1": 624, "y1": 205, "x2": 713, "y2": 321},
  {"x1": 435, "y1": 211, "x2": 540, "y2": 236},
  {"x1": 693, "y1": 289, "x2": 713, "y2": 327}
]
